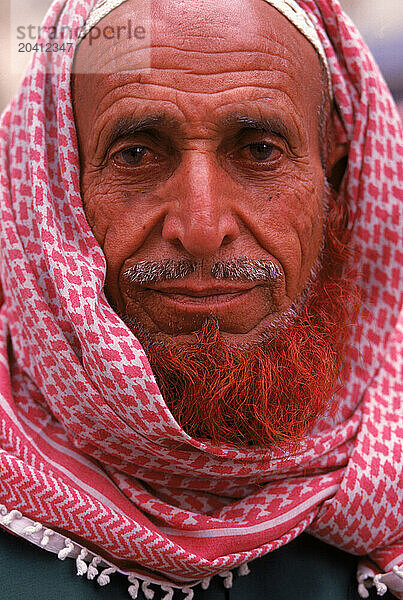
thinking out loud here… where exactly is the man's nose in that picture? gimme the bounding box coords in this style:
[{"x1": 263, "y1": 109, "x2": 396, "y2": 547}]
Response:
[{"x1": 161, "y1": 153, "x2": 240, "y2": 257}]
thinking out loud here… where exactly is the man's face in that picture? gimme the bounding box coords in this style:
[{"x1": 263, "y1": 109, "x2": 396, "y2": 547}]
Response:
[{"x1": 73, "y1": 0, "x2": 328, "y2": 347}]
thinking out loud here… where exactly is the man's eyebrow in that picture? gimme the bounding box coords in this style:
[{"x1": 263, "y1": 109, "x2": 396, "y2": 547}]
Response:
[
  {"x1": 105, "y1": 114, "x2": 179, "y2": 147},
  {"x1": 220, "y1": 114, "x2": 291, "y2": 139}
]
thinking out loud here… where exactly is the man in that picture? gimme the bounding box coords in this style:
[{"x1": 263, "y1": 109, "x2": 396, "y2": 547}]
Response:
[{"x1": 0, "y1": 0, "x2": 401, "y2": 599}]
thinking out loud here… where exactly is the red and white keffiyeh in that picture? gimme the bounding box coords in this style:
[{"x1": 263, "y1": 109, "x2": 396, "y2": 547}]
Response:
[{"x1": 0, "y1": 0, "x2": 402, "y2": 598}]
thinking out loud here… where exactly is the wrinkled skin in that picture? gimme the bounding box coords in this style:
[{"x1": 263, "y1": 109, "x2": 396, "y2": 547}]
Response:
[{"x1": 73, "y1": 0, "x2": 344, "y2": 346}]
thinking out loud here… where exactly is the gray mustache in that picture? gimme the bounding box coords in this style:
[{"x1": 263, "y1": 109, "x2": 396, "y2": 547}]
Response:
[{"x1": 123, "y1": 258, "x2": 282, "y2": 285}]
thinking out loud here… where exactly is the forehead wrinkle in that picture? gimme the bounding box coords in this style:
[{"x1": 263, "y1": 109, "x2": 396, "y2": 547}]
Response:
[
  {"x1": 83, "y1": 47, "x2": 313, "y2": 79},
  {"x1": 146, "y1": 33, "x2": 305, "y2": 55},
  {"x1": 87, "y1": 67, "x2": 303, "y2": 103}
]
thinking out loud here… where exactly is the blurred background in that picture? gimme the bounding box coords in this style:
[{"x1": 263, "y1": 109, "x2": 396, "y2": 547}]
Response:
[{"x1": 0, "y1": 0, "x2": 402, "y2": 118}]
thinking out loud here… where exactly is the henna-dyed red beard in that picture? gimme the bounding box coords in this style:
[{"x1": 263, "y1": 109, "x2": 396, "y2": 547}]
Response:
[{"x1": 129, "y1": 189, "x2": 360, "y2": 449}]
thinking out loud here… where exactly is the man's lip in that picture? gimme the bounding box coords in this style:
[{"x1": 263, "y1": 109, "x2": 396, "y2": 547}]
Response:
[
  {"x1": 140, "y1": 286, "x2": 260, "y2": 311},
  {"x1": 121, "y1": 282, "x2": 277, "y2": 332},
  {"x1": 142, "y1": 284, "x2": 259, "y2": 297}
]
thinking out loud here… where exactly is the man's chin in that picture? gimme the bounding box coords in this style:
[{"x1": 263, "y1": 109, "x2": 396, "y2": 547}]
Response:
[{"x1": 117, "y1": 306, "x2": 298, "y2": 349}]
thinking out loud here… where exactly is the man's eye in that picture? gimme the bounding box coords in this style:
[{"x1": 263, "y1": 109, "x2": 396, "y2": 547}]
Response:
[
  {"x1": 247, "y1": 142, "x2": 279, "y2": 161},
  {"x1": 113, "y1": 146, "x2": 151, "y2": 167},
  {"x1": 230, "y1": 142, "x2": 283, "y2": 168}
]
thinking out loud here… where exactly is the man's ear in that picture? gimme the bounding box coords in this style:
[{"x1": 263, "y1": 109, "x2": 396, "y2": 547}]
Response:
[
  {"x1": 326, "y1": 116, "x2": 349, "y2": 192},
  {"x1": 326, "y1": 139, "x2": 348, "y2": 191}
]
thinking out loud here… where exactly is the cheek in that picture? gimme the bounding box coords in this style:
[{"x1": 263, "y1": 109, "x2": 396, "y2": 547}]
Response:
[
  {"x1": 284, "y1": 178, "x2": 324, "y2": 252},
  {"x1": 81, "y1": 173, "x2": 157, "y2": 298},
  {"x1": 288, "y1": 178, "x2": 324, "y2": 290},
  {"x1": 248, "y1": 173, "x2": 324, "y2": 296}
]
